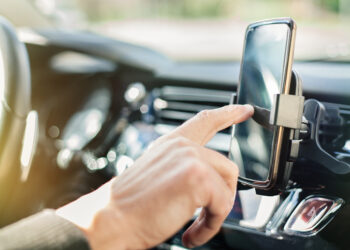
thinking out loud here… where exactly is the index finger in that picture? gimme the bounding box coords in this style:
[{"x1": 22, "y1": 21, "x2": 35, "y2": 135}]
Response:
[{"x1": 172, "y1": 104, "x2": 254, "y2": 146}]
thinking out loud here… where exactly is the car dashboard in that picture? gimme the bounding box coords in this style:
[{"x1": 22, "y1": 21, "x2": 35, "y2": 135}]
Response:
[{"x1": 10, "y1": 28, "x2": 350, "y2": 249}]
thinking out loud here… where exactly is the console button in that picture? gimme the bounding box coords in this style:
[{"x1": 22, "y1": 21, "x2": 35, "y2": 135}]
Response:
[{"x1": 284, "y1": 196, "x2": 343, "y2": 236}]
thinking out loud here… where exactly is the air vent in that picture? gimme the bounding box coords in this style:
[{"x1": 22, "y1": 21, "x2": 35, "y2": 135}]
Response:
[
  {"x1": 151, "y1": 86, "x2": 235, "y2": 153},
  {"x1": 320, "y1": 102, "x2": 350, "y2": 164},
  {"x1": 153, "y1": 86, "x2": 233, "y2": 126}
]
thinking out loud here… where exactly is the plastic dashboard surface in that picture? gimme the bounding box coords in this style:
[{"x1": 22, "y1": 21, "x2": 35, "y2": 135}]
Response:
[
  {"x1": 23, "y1": 28, "x2": 350, "y2": 250},
  {"x1": 155, "y1": 61, "x2": 350, "y2": 104}
]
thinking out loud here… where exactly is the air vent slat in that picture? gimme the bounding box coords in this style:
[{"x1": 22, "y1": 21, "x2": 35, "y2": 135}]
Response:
[
  {"x1": 158, "y1": 110, "x2": 194, "y2": 121},
  {"x1": 162, "y1": 100, "x2": 217, "y2": 113},
  {"x1": 340, "y1": 109, "x2": 350, "y2": 116},
  {"x1": 161, "y1": 86, "x2": 232, "y2": 103},
  {"x1": 152, "y1": 86, "x2": 236, "y2": 153}
]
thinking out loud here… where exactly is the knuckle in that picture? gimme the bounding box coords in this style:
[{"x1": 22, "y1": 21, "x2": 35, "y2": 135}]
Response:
[
  {"x1": 185, "y1": 159, "x2": 201, "y2": 174},
  {"x1": 171, "y1": 140, "x2": 200, "y2": 160},
  {"x1": 223, "y1": 200, "x2": 233, "y2": 216},
  {"x1": 183, "y1": 160, "x2": 207, "y2": 184},
  {"x1": 218, "y1": 202, "x2": 232, "y2": 219},
  {"x1": 184, "y1": 146, "x2": 200, "y2": 159},
  {"x1": 215, "y1": 194, "x2": 233, "y2": 219},
  {"x1": 197, "y1": 109, "x2": 212, "y2": 120},
  {"x1": 231, "y1": 162, "x2": 239, "y2": 179},
  {"x1": 191, "y1": 164, "x2": 209, "y2": 186},
  {"x1": 171, "y1": 136, "x2": 189, "y2": 147}
]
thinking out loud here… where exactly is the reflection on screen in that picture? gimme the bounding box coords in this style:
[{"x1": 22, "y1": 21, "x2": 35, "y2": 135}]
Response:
[{"x1": 230, "y1": 24, "x2": 289, "y2": 182}]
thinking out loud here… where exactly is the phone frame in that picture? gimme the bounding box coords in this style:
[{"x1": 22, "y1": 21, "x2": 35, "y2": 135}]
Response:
[{"x1": 232, "y1": 18, "x2": 296, "y2": 191}]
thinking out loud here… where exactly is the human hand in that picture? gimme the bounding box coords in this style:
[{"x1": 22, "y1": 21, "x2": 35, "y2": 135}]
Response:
[{"x1": 56, "y1": 104, "x2": 254, "y2": 249}]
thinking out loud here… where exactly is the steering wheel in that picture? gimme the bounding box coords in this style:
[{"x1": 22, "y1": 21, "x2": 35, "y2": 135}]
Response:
[{"x1": 0, "y1": 17, "x2": 31, "y2": 225}]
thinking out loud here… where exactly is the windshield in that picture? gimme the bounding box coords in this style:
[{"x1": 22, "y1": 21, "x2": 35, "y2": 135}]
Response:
[{"x1": 6, "y1": 0, "x2": 350, "y2": 61}]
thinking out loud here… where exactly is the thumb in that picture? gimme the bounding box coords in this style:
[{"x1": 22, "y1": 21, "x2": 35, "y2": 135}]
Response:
[{"x1": 171, "y1": 104, "x2": 254, "y2": 146}]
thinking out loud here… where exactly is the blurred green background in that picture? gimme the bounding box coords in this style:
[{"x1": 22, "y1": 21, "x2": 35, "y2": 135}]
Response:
[
  {"x1": 72, "y1": 0, "x2": 350, "y2": 24},
  {"x1": 22, "y1": 0, "x2": 350, "y2": 61}
]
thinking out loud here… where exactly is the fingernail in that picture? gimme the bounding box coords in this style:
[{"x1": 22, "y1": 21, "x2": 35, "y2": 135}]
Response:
[
  {"x1": 183, "y1": 240, "x2": 195, "y2": 249},
  {"x1": 182, "y1": 236, "x2": 195, "y2": 249}
]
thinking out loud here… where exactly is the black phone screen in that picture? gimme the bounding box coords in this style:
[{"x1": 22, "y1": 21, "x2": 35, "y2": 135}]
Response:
[{"x1": 230, "y1": 23, "x2": 290, "y2": 182}]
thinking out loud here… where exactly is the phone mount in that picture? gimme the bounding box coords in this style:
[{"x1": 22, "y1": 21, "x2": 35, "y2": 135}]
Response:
[
  {"x1": 273, "y1": 72, "x2": 350, "y2": 190},
  {"x1": 250, "y1": 72, "x2": 304, "y2": 131},
  {"x1": 234, "y1": 70, "x2": 350, "y2": 195},
  {"x1": 269, "y1": 82, "x2": 304, "y2": 130},
  {"x1": 232, "y1": 71, "x2": 305, "y2": 195},
  {"x1": 298, "y1": 100, "x2": 350, "y2": 176},
  {"x1": 258, "y1": 71, "x2": 306, "y2": 195}
]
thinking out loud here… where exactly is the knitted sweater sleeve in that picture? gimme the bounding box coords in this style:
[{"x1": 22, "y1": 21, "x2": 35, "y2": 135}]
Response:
[{"x1": 0, "y1": 209, "x2": 91, "y2": 250}]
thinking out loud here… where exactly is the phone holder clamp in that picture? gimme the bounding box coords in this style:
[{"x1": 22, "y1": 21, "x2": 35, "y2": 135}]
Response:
[{"x1": 270, "y1": 94, "x2": 305, "y2": 129}]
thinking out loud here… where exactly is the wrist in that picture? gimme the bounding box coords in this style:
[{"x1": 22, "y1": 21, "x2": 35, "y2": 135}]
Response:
[
  {"x1": 81, "y1": 207, "x2": 128, "y2": 250},
  {"x1": 56, "y1": 182, "x2": 129, "y2": 250}
]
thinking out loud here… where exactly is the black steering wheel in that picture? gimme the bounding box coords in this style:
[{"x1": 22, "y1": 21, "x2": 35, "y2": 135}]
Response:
[{"x1": 0, "y1": 17, "x2": 31, "y2": 225}]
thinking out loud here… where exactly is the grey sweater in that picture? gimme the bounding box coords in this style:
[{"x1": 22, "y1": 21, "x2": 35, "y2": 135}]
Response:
[{"x1": 0, "y1": 210, "x2": 90, "y2": 250}]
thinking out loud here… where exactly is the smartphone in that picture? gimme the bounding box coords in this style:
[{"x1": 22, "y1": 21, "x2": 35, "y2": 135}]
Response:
[{"x1": 229, "y1": 18, "x2": 296, "y2": 191}]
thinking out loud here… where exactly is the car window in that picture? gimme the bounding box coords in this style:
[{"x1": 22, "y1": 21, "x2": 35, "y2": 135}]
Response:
[{"x1": 16, "y1": 0, "x2": 350, "y2": 61}]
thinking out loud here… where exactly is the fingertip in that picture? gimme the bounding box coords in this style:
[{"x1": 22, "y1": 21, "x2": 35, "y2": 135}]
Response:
[
  {"x1": 181, "y1": 217, "x2": 202, "y2": 248},
  {"x1": 182, "y1": 233, "x2": 195, "y2": 249},
  {"x1": 243, "y1": 104, "x2": 254, "y2": 115},
  {"x1": 182, "y1": 219, "x2": 196, "y2": 247},
  {"x1": 227, "y1": 104, "x2": 253, "y2": 116}
]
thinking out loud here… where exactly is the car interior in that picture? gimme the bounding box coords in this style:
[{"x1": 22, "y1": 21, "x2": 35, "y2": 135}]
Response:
[{"x1": 1, "y1": 1, "x2": 350, "y2": 249}]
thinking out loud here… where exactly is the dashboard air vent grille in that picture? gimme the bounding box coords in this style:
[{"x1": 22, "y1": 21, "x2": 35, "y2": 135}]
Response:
[
  {"x1": 151, "y1": 86, "x2": 235, "y2": 153},
  {"x1": 153, "y1": 86, "x2": 233, "y2": 127}
]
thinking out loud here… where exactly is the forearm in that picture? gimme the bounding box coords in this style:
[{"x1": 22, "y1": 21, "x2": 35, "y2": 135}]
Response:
[{"x1": 0, "y1": 209, "x2": 90, "y2": 250}]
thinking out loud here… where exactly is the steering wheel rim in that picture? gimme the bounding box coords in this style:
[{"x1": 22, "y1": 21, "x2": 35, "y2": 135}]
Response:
[{"x1": 0, "y1": 16, "x2": 31, "y2": 225}]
